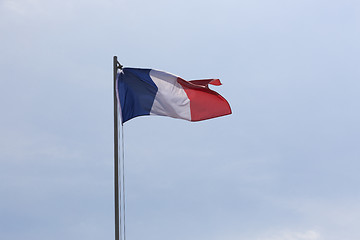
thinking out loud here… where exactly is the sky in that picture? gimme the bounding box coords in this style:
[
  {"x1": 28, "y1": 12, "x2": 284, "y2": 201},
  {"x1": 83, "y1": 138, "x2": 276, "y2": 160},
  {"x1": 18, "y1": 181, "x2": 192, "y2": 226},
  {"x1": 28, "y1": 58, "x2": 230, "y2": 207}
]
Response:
[{"x1": 1, "y1": 0, "x2": 360, "y2": 240}]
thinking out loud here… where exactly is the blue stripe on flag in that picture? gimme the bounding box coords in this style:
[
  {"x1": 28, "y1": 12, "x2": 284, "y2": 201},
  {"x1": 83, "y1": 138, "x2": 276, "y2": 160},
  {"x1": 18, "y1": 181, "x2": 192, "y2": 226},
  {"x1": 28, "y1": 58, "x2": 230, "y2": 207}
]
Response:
[{"x1": 118, "y1": 68, "x2": 158, "y2": 123}]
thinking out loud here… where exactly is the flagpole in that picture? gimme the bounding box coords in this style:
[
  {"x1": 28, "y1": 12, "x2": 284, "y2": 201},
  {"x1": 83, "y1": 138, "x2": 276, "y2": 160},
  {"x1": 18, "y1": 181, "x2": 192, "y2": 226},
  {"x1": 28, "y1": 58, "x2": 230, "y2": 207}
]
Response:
[{"x1": 113, "y1": 56, "x2": 120, "y2": 240}]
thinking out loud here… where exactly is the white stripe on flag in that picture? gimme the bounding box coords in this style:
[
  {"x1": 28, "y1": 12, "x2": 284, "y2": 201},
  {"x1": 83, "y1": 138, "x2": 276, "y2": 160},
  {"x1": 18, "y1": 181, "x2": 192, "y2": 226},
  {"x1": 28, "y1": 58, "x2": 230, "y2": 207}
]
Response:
[{"x1": 149, "y1": 69, "x2": 191, "y2": 121}]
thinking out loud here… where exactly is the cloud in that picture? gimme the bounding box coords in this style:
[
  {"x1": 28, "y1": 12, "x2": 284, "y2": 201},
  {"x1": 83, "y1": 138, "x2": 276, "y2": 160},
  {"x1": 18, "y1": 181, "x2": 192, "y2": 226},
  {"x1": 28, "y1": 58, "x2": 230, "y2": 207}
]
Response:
[
  {"x1": 1, "y1": 0, "x2": 44, "y2": 15},
  {"x1": 0, "y1": 0, "x2": 117, "y2": 19},
  {"x1": 256, "y1": 230, "x2": 321, "y2": 240},
  {"x1": 209, "y1": 230, "x2": 321, "y2": 240}
]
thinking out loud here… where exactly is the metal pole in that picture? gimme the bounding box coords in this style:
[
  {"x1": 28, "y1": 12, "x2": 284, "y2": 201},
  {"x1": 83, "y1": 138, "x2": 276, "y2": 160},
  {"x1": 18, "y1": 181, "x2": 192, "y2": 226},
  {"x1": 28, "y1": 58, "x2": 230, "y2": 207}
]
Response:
[{"x1": 113, "y1": 56, "x2": 120, "y2": 240}]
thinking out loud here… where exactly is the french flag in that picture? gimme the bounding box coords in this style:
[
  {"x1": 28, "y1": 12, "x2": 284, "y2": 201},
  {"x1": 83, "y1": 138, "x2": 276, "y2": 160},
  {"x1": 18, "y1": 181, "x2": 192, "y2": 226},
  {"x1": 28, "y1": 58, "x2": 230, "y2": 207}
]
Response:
[{"x1": 117, "y1": 68, "x2": 232, "y2": 123}]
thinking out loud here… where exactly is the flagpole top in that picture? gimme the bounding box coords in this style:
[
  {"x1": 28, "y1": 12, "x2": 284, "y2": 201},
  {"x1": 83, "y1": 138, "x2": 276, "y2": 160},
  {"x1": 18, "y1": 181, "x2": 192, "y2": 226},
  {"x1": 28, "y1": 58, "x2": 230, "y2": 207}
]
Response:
[{"x1": 113, "y1": 56, "x2": 123, "y2": 70}]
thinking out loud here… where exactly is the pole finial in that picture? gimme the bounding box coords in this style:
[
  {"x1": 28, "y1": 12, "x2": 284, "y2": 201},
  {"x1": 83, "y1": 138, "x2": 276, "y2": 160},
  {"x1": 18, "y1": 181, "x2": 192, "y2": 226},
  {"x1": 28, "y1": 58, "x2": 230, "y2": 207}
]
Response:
[{"x1": 113, "y1": 56, "x2": 123, "y2": 70}]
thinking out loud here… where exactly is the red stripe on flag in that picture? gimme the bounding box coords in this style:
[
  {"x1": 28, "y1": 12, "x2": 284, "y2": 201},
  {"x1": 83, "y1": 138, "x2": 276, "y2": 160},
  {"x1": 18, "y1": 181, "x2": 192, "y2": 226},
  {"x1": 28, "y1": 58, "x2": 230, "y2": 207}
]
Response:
[
  {"x1": 188, "y1": 79, "x2": 222, "y2": 86},
  {"x1": 177, "y1": 78, "x2": 232, "y2": 121}
]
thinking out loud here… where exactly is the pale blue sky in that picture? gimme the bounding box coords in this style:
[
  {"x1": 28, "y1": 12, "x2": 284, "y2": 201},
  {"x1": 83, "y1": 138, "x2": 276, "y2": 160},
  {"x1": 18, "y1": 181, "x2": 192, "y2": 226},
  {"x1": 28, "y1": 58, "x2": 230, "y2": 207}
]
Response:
[{"x1": 1, "y1": 0, "x2": 360, "y2": 240}]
